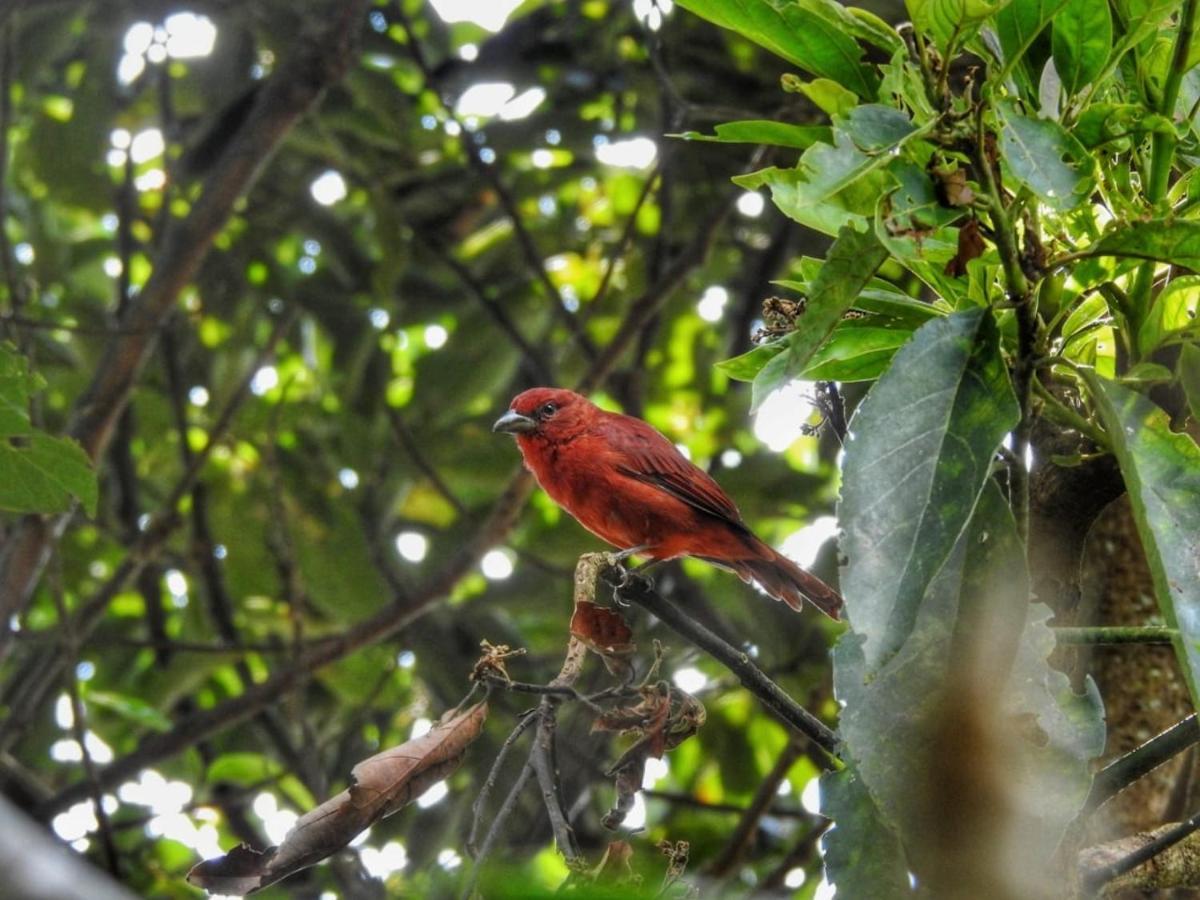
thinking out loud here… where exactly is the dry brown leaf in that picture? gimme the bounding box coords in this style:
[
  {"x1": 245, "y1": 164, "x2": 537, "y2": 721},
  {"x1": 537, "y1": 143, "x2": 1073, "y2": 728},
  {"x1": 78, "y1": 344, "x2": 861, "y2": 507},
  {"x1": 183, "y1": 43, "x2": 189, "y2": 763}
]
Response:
[
  {"x1": 932, "y1": 163, "x2": 976, "y2": 208},
  {"x1": 570, "y1": 601, "x2": 635, "y2": 678},
  {"x1": 598, "y1": 686, "x2": 705, "y2": 830},
  {"x1": 187, "y1": 702, "x2": 488, "y2": 896},
  {"x1": 945, "y1": 218, "x2": 986, "y2": 277}
]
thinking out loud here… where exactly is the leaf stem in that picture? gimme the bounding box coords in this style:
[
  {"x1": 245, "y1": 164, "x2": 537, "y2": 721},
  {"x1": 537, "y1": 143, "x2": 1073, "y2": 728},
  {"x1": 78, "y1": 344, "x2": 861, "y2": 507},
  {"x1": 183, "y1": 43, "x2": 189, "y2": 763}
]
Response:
[
  {"x1": 1053, "y1": 625, "x2": 1176, "y2": 644},
  {"x1": 1128, "y1": 0, "x2": 1198, "y2": 344}
]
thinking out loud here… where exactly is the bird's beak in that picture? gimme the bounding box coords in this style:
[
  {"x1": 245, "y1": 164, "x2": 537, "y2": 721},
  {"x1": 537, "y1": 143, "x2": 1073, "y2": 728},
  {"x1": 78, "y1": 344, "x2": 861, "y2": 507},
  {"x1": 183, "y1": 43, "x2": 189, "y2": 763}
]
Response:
[{"x1": 492, "y1": 409, "x2": 537, "y2": 434}]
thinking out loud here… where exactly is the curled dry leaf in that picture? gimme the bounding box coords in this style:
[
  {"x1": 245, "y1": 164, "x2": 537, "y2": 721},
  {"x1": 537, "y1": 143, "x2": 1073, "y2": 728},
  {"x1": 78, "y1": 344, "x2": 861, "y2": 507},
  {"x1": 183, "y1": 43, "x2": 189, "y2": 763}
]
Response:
[
  {"x1": 932, "y1": 163, "x2": 976, "y2": 208},
  {"x1": 596, "y1": 684, "x2": 705, "y2": 830},
  {"x1": 944, "y1": 218, "x2": 986, "y2": 277},
  {"x1": 187, "y1": 702, "x2": 488, "y2": 896},
  {"x1": 470, "y1": 638, "x2": 526, "y2": 684},
  {"x1": 570, "y1": 600, "x2": 635, "y2": 679}
]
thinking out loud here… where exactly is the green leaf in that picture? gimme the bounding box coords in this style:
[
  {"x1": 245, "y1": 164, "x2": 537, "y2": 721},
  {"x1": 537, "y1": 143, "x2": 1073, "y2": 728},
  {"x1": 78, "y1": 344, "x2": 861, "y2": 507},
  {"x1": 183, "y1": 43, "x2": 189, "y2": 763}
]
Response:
[
  {"x1": 820, "y1": 765, "x2": 913, "y2": 897},
  {"x1": 716, "y1": 339, "x2": 787, "y2": 382},
  {"x1": 875, "y1": 160, "x2": 962, "y2": 265},
  {"x1": 802, "y1": 323, "x2": 914, "y2": 382},
  {"x1": 996, "y1": 0, "x2": 1071, "y2": 73},
  {"x1": 207, "y1": 752, "x2": 285, "y2": 786},
  {"x1": 673, "y1": 0, "x2": 878, "y2": 97},
  {"x1": 996, "y1": 98, "x2": 1094, "y2": 210},
  {"x1": 906, "y1": 0, "x2": 1007, "y2": 50},
  {"x1": 749, "y1": 225, "x2": 889, "y2": 410},
  {"x1": 838, "y1": 308, "x2": 1019, "y2": 666},
  {"x1": 795, "y1": 0, "x2": 905, "y2": 53},
  {"x1": 736, "y1": 130, "x2": 895, "y2": 235},
  {"x1": 0, "y1": 433, "x2": 98, "y2": 516},
  {"x1": 838, "y1": 104, "x2": 916, "y2": 150},
  {"x1": 1181, "y1": 343, "x2": 1200, "y2": 423},
  {"x1": 1090, "y1": 220, "x2": 1200, "y2": 269},
  {"x1": 1084, "y1": 373, "x2": 1200, "y2": 708},
  {"x1": 673, "y1": 120, "x2": 831, "y2": 149},
  {"x1": 1051, "y1": 0, "x2": 1112, "y2": 95},
  {"x1": 835, "y1": 482, "x2": 1104, "y2": 870},
  {"x1": 0, "y1": 342, "x2": 41, "y2": 438},
  {"x1": 789, "y1": 77, "x2": 859, "y2": 118},
  {"x1": 84, "y1": 690, "x2": 173, "y2": 732},
  {"x1": 1139, "y1": 275, "x2": 1200, "y2": 355}
]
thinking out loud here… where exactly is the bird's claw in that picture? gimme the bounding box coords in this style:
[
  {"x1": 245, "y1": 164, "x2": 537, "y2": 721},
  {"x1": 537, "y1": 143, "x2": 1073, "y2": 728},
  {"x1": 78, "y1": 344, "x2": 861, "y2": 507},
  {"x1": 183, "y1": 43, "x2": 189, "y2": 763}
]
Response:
[{"x1": 610, "y1": 564, "x2": 654, "y2": 606}]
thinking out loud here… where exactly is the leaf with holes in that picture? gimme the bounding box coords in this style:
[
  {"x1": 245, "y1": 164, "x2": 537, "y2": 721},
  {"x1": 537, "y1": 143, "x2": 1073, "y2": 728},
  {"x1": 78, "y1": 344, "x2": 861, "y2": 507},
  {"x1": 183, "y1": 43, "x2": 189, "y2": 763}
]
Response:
[{"x1": 996, "y1": 99, "x2": 1094, "y2": 210}]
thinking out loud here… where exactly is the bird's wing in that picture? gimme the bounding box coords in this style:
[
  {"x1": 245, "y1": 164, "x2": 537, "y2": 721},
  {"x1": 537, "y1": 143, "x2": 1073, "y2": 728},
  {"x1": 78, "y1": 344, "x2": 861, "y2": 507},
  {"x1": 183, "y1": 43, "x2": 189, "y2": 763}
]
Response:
[{"x1": 600, "y1": 414, "x2": 746, "y2": 527}]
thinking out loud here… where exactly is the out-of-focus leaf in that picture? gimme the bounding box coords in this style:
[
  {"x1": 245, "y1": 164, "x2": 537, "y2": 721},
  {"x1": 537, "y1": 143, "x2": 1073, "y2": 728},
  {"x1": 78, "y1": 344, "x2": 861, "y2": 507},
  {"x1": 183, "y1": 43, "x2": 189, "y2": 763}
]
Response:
[
  {"x1": 750, "y1": 225, "x2": 888, "y2": 411},
  {"x1": 1084, "y1": 373, "x2": 1200, "y2": 708},
  {"x1": 188, "y1": 703, "x2": 487, "y2": 896},
  {"x1": 207, "y1": 753, "x2": 285, "y2": 787},
  {"x1": 673, "y1": 0, "x2": 878, "y2": 97},
  {"x1": 0, "y1": 432, "x2": 98, "y2": 516},
  {"x1": 1051, "y1": 0, "x2": 1111, "y2": 95},
  {"x1": 0, "y1": 345, "x2": 97, "y2": 515},
  {"x1": 673, "y1": 120, "x2": 831, "y2": 149},
  {"x1": 820, "y1": 764, "x2": 913, "y2": 896},
  {"x1": 996, "y1": 98, "x2": 1094, "y2": 210},
  {"x1": 834, "y1": 482, "x2": 1104, "y2": 880},
  {"x1": 84, "y1": 690, "x2": 172, "y2": 732},
  {"x1": 838, "y1": 309, "x2": 1018, "y2": 665}
]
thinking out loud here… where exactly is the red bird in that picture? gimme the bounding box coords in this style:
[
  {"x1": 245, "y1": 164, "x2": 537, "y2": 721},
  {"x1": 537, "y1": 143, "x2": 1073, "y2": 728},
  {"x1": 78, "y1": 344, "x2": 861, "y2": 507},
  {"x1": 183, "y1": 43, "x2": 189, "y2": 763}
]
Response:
[{"x1": 493, "y1": 388, "x2": 842, "y2": 619}]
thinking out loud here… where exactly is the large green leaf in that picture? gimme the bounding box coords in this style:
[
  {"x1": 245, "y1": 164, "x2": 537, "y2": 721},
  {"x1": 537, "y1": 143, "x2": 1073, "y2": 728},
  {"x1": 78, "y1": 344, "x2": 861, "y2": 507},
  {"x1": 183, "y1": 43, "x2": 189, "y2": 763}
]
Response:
[
  {"x1": 820, "y1": 765, "x2": 913, "y2": 896},
  {"x1": 996, "y1": 98, "x2": 1094, "y2": 210},
  {"x1": 906, "y1": 0, "x2": 1008, "y2": 50},
  {"x1": 834, "y1": 482, "x2": 1104, "y2": 876},
  {"x1": 1090, "y1": 220, "x2": 1200, "y2": 269},
  {"x1": 748, "y1": 225, "x2": 888, "y2": 410},
  {"x1": 1051, "y1": 0, "x2": 1112, "y2": 95},
  {"x1": 673, "y1": 120, "x2": 831, "y2": 149},
  {"x1": 838, "y1": 308, "x2": 1018, "y2": 665},
  {"x1": 673, "y1": 0, "x2": 878, "y2": 97},
  {"x1": 996, "y1": 0, "x2": 1071, "y2": 72},
  {"x1": 1084, "y1": 373, "x2": 1200, "y2": 707}
]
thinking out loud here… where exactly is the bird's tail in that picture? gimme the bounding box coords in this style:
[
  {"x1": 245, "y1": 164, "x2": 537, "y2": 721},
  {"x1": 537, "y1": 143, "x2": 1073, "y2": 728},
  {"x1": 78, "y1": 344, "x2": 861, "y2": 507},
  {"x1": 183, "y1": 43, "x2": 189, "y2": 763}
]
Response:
[{"x1": 717, "y1": 540, "x2": 843, "y2": 620}]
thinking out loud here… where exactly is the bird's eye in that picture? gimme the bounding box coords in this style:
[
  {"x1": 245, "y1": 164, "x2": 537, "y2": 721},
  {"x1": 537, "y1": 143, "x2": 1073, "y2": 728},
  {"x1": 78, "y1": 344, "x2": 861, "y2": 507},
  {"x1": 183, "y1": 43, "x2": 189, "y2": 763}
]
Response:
[{"x1": 539, "y1": 402, "x2": 557, "y2": 418}]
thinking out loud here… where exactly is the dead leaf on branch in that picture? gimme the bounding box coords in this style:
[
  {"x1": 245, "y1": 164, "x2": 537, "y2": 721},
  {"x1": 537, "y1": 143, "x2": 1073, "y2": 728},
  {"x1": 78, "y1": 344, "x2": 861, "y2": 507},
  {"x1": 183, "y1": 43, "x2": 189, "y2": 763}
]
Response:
[
  {"x1": 571, "y1": 600, "x2": 635, "y2": 679},
  {"x1": 589, "y1": 840, "x2": 638, "y2": 885},
  {"x1": 187, "y1": 702, "x2": 488, "y2": 896},
  {"x1": 471, "y1": 639, "x2": 526, "y2": 684},
  {"x1": 596, "y1": 684, "x2": 705, "y2": 830},
  {"x1": 945, "y1": 218, "x2": 986, "y2": 277},
  {"x1": 932, "y1": 162, "x2": 976, "y2": 208}
]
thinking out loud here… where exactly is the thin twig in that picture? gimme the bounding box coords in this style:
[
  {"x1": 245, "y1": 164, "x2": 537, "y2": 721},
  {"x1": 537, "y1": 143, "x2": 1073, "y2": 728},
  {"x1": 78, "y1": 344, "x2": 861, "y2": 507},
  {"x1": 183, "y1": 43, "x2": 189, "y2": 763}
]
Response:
[
  {"x1": 708, "y1": 740, "x2": 804, "y2": 877},
  {"x1": 610, "y1": 565, "x2": 841, "y2": 765},
  {"x1": 1054, "y1": 625, "x2": 1176, "y2": 645},
  {"x1": 1084, "y1": 715, "x2": 1200, "y2": 815},
  {"x1": 467, "y1": 710, "x2": 538, "y2": 857},
  {"x1": 462, "y1": 761, "x2": 535, "y2": 898},
  {"x1": 1083, "y1": 807, "x2": 1200, "y2": 892}
]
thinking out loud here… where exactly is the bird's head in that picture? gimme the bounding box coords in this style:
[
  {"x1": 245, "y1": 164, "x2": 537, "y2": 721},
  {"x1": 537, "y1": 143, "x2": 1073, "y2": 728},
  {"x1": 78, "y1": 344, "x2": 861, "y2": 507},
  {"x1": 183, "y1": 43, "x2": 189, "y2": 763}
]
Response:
[{"x1": 493, "y1": 388, "x2": 593, "y2": 445}]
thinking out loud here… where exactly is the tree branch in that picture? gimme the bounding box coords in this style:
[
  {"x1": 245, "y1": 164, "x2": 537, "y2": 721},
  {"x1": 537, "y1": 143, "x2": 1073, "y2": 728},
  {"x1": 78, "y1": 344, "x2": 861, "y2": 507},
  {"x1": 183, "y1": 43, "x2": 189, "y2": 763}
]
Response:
[
  {"x1": 0, "y1": 0, "x2": 369, "y2": 635},
  {"x1": 1084, "y1": 715, "x2": 1200, "y2": 815},
  {"x1": 608, "y1": 563, "x2": 841, "y2": 766}
]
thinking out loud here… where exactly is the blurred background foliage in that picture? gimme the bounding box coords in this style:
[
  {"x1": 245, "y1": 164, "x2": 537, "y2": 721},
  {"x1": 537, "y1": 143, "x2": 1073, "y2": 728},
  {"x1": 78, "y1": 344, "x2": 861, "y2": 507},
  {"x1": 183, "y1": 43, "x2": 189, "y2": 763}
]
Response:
[{"x1": 0, "y1": 0, "x2": 902, "y2": 896}]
